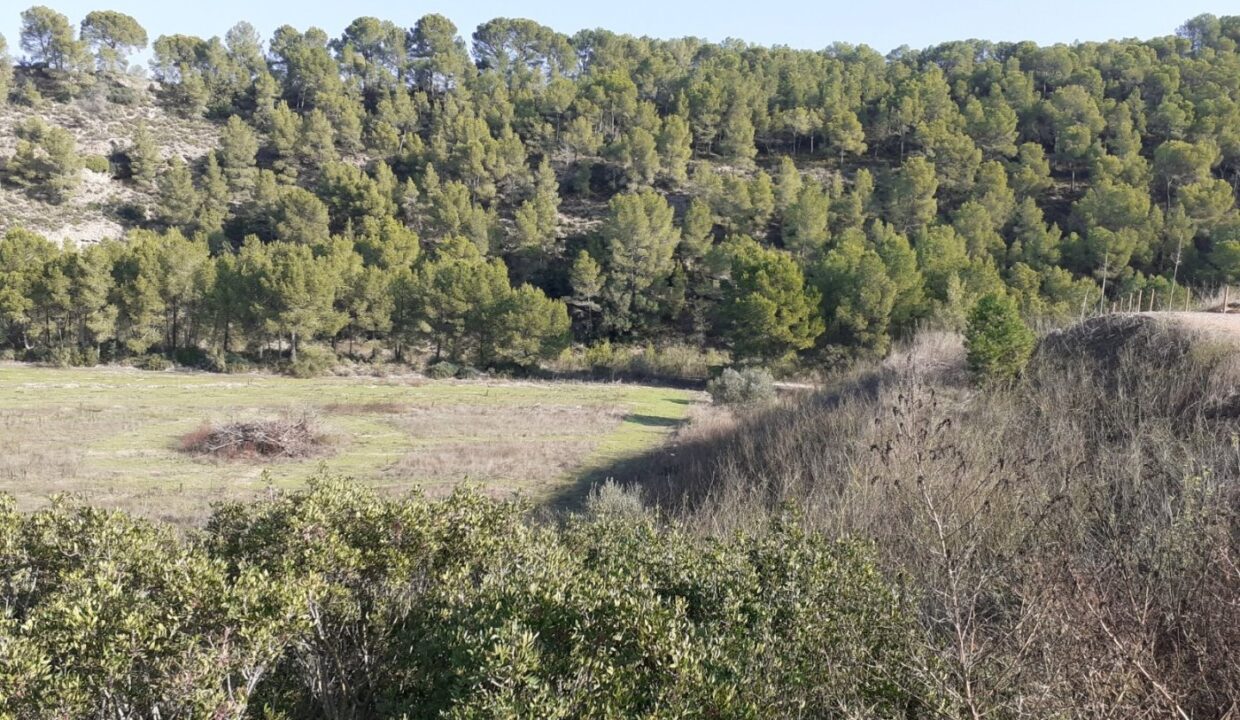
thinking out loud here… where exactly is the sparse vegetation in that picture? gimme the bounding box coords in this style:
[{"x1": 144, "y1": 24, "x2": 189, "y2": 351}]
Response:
[{"x1": 623, "y1": 317, "x2": 1240, "y2": 718}]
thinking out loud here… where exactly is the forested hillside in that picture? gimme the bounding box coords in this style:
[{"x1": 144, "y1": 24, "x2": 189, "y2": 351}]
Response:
[{"x1": 3, "y1": 7, "x2": 1240, "y2": 370}]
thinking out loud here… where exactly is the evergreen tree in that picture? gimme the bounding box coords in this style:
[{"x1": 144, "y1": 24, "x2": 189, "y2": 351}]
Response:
[
  {"x1": 718, "y1": 104, "x2": 756, "y2": 167},
  {"x1": 887, "y1": 156, "x2": 938, "y2": 233},
  {"x1": 717, "y1": 236, "x2": 823, "y2": 363},
  {"x1": 257, "y1": 242, "x2": 346, "y2": 361},
  {"x1": 813, "y1": 229, "x2": 896, "y2": 358},
  {"x1": 80, "y1": 10, "x2": 147, "y2": 73},
  {"x1": 782, "y1": 181, "x2": 830, "y2": 259},
  {"x1": 657, "y1": 114, "x2": 693, "y2": 184},
  {"x1": 218, "y1": 116, "x2": 259, "y2": 190},
  {"x1": 601, "y1": 189, "x2": 680, "y2": 333},
  {"x1": 0, "y1": 33, "x2": 13, "y2": 100},
  {"x1": 158, "y1": 156, "x2": 199, "y2": 228},
  {"x1": 513, "y1": 160, "x2": 560, "y2": 258},
  {"x1": 964, "y1": 292, "x2": 1035, "y2": 381},
  {"x1": 19, "y1": 6, "x2": 87, "y2": 74},
  {"x1": 127, "y1": 122, "x2": 160, "y2": 187}
]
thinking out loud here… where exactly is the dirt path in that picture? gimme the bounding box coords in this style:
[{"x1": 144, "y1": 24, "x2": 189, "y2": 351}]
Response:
[{"x1": 1138, "y1": 311, "x2": 1240, "y2": 342}]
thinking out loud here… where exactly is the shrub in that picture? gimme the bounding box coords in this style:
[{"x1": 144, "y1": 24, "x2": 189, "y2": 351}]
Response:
[
  {"x1": 708, "y1": 367, "x2": 776, "y2": 405},
  {"x1": 284, "y1": 345, "x2": 336, "y2": 378},
  {"x1": 585, "y1": 479, "x2": 648, "y2": 520},
  {"x1": 48, "y1": 345, "x2": 74, "y2": 368},
  {"x1": 74, "y1": 346, "x2": 100, "y2": 367},
  {"x1": 426, "y1": 360, "x2": 458, "y2": 379},
  {"x1": 584, "y1": 340, "x2": 617, "y2": 370},
  {"x1": 173, "y1": 346, "x2": 212, "y2": 369},
  {"x1": 134, "y1": 354, "x2": 171, "y2": 371},
  {"x1": 454, "y1": 365, "x2": 482, "y2": 380},
  {"x1": 82, "y1": 154, "x2": 111, "y2": 174},
  {"x1": 106, "y1": 83, "x2": 140, "y2": 105},
  {"x1": 964, "y1": 292, "x2": 1035, "y2": 381}
]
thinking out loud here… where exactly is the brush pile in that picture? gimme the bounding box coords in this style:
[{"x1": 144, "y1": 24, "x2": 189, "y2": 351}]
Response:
[{"x1": 181, "y1": 415, "x2": 326, "y2": 459}]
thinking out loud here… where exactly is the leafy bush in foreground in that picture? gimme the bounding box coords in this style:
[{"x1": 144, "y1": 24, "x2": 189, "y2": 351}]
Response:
[{"x1": 0, "y1": 481, "x2": 928, "y2": 718}]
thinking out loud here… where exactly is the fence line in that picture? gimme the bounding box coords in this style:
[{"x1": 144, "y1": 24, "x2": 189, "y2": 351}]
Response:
[{"x1": 1078, "y1": 284, "x2": 1237, "y2": 323}]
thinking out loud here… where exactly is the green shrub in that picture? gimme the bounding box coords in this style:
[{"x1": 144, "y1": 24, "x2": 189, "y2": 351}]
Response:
[
  {"x1": 173, "y1": 346, "x2": 212, "y2": 369},
  {"x1": 48, "y1": 345, "x2": 74, "y2": 368},
  {"x1": 13, "y1": 79, "x2": 42, "y2": 107},
  {"x1": 106, "y1": 83, "x2": 140, "y2": 105},
  {"x1": 284, "y1": 345, "x2": 336, "y2": 378},
  {"x1": 585, "y1": 479, "x2": 648, "y2": 520},
  {"x1": 454, "y1": 365, "x2": 482, "y2": 380},
  {"x1": 584, "y1": 340, "x2": 617, "y2": 370},
  {"x1": 134, "y1": 354, "x2": 171, "y2": 371},
  {"x1": 426, "y1": 360, "x2": 459, "y2": 379},
  {"x1": 82, "y1": 154, "x2": 111, "y2": 174},
  {"x1": 74, "y1": 347, "x2": 100, "y2": 367},
  {"x1": 965, "y1": 292, "x2": 1036, "y2": 381},
  {"x1": 0, "y1": 479, "x2": 929, "y2": 718},
  {"x1": 708, "y1": 367, "x2": 776, "y2": 405}
]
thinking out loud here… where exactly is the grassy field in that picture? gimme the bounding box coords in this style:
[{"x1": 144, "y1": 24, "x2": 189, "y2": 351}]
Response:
[{"x1": 0, "y1": 363, "x2": 698, "y2": 523}]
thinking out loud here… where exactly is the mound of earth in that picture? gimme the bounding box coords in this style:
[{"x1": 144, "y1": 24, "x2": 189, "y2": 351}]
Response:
[{"x1": 1036, "y1": 311, "x2": 1240, "y2": 418}]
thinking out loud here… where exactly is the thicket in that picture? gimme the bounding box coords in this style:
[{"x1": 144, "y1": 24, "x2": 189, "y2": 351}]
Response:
[
  {"x1": 0, "y1": 481, "x2": 928, "y2": 718},
  {"x1": 632, "y1": 319, "x2": 1240, "y2": 718},
  {"x1": 3, "y1": 9, "x2": 1240, "y2": 370}
]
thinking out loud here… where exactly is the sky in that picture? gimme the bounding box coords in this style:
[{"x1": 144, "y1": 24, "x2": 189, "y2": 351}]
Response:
[{"x1": 0, "y1": 0, "x2": 1226, "y2": 62}]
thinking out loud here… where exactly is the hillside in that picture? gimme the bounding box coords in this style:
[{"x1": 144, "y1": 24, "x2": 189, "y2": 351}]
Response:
[
  {"x1": 3, "y1": 8, "x2": 1240, "y2": 377},
  {"x1": 0, "y1": 75, "x2": 217, "y2": 243}
]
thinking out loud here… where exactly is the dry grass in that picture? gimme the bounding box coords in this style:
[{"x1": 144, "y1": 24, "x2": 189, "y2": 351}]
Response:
[
  {"x1": 621, "y1": 318, "x2": 1240, "y2": 719},
  {"x1": 0, "y1": 364, "x2": 697, "y2": 524}
]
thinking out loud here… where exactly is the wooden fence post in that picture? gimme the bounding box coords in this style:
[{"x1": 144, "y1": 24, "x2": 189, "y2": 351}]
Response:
[
  {"x1": 1185, "y1": 288, "x2": 1192, "y2": 312},
  {"x1": 1149, "y1": 290, "x2": 1156, "y2": 312},
  {"x1": 1136, "y1": 289, "x2": 1143, "y2": 313},
  {"x1": 1224, "y1": 286, "x2": 1230, "y2": 314}
]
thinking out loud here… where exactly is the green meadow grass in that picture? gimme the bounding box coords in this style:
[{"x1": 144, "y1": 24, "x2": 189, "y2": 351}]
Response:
[{"x1": 0, "y1": 364, "x2": 697, "y2": 523}]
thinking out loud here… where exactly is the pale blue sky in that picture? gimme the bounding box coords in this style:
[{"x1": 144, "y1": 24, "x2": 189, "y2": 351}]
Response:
[{"x1": 0, "y1": 0, "x2": 1226, "y2": 62}]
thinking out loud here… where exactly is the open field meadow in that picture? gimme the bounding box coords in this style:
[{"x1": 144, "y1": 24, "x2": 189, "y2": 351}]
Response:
[{"x1": 0, "y1": 363, "x2": 698, "y2": 523}]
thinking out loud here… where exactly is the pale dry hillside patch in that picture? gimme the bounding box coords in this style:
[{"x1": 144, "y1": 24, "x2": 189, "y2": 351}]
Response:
[{"x1": 0, "y1": 78, "x2": 218, "y2": 243}]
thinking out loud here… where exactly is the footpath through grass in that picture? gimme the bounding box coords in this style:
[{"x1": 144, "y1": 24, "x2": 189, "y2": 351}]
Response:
[{"x1": 0, "y1": 364, "x2": 697, "y2": 523}]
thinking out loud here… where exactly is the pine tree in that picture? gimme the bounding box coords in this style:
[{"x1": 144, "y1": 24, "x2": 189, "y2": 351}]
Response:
[
  {"x1": 887, "y1": 156, "x2": 939, "y2": 233},
  {"x1": 198, "y1": 154, "x2": 230, "y2": 234},
  {"x1": 657, "y1": 114, "x2": 693, "y2": 184},
  {"x1": 601, "y1": 189, "x2": 680, "y2": 333},
  {"x1": 127, "y1": 122, "x2": 160, "y2": 187},
  {"x1": 513, "y1": 160, "x2": 560, "y2": 257},
  {"x1": 623, "y1": 127, "x2": 659, "y2": 187},
  {"x1": 717, "y1": 236, "x2": 823, "y2": 363},
  {"x1": 718, "y1": 104, "x2": 756, "y2": 167},
  {"x1": 0, "y1": 33, "x2": 14, "y2": 100},
  {"x1": 813, "y1": 229, "x2": 896, "y2": 357},
  {"x1": 218, "y1": 115, "x2": 259, "y2": 190},
  {"x1": 158, "y1": 156, "x2": 199, "y2": 228},
  {"x1": 782, "y1": 181, "x2": 830, "y2": 259},
  {"x1": 964, "y1": 292, "x2": 1035, "y2": 381}
]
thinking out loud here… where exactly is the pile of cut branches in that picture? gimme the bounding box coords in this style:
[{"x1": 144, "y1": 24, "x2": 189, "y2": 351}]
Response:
[{"x1": 181, "y1": 415, "x2": 327, "y2": 459}]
